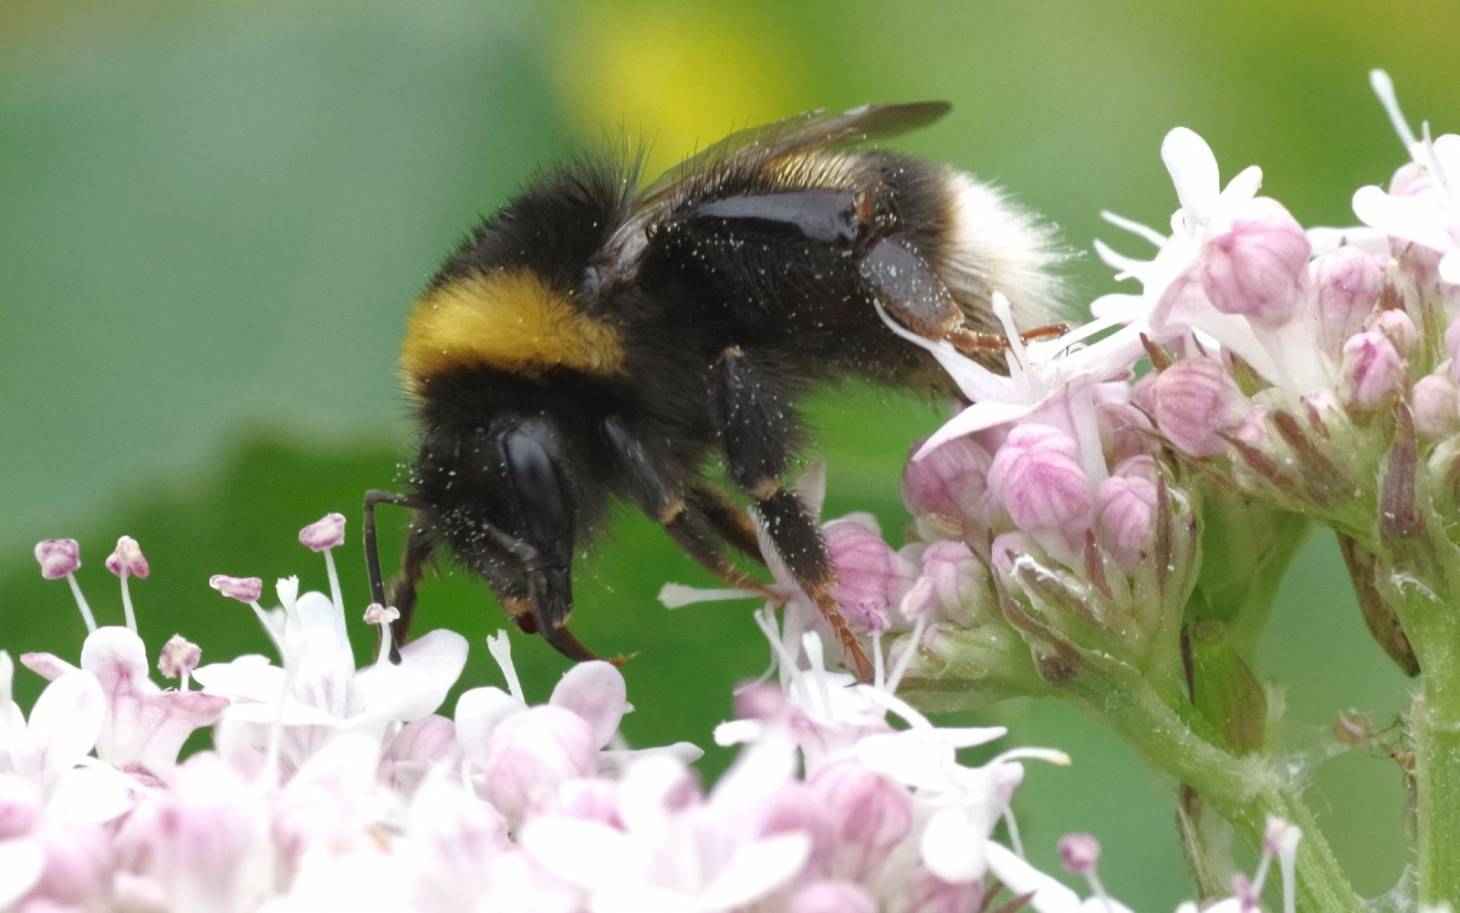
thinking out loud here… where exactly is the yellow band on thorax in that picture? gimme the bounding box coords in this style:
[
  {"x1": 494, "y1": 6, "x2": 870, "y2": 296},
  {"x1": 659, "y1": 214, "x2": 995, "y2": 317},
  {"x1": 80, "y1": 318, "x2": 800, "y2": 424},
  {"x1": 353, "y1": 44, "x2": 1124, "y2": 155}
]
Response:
[{"x1": 400, "y1": 269, "x2": 625, "y2": 393}]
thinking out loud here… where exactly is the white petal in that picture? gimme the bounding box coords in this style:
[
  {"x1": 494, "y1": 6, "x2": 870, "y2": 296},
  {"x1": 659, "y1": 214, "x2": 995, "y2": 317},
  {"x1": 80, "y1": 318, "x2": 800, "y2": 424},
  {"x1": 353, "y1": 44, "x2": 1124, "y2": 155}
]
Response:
[
  {"x1": 1353, "y1": 185, "x2": 1456, "y2": 251},
  {"x1": 1161, "y1": 127, "x2": 1220, "y2": 223},
  {"x1": 519, "y1": 817, "x2": 645, "y2": 891},
  {"x1": 46, "y1": 762, "x2": 138, "y2": 823},
  {"x1": 985, "y1": 841, "x2": 1082, "y2": 912},
  {"x1": 700, "y1": 833, "x2": 811, "y2": 909},
  {"x1": 1305, "y1": 225, "x2": 1391, "y2": 257},
  {"x1": 17, "y1": 652, "x2": 77, "y2": 682},
  {"x1": 598, "y1": 741, "x2": 703, "y2": 771},
  {"x1": 1439, "y1": 249, "x2": 1460, "y2": 285},
  {"x1": 454, "y1": 687, "x2": 525, "y2": 759},
  {"x1": 192, "y1": 654, "x2": 286, "y2": 703},
  {"x1": 26, "y1": 671, "x2": 105, "y2": 789},
  {"x1": 1218, "y1": 165, "x2": 1264, "y2": 208},
  {"x1": 349, "y1": 628, "x2": 468, "y2": 730},
  {"x1": 916, "y1": 401, "x2": 1036, "y2": 459},
  {"x1": 856, "y1": 731, "x2": 954, "y2": 790},
  {"x1": 921, "y1": 806, "x2": 991, "y2": 882},
  {"x1": 77, "y1": 627, "x2": 150, "y2": 692},
  {"x1": 1092, "y1": 240, "x2": 1151, "y2": 280},
  {"x1": 0, "y1": 837, "x2": 45, "y2": 909},
  {"x1": 550, "y1": 662, "x2": 627, "y2": 748}
]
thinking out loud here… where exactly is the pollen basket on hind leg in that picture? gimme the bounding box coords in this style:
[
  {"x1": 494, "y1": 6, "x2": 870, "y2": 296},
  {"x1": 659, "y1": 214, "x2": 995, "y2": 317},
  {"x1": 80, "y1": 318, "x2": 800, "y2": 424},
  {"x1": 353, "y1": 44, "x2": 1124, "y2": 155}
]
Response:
[{"x1": 400, "y1": 269, "x2": 626, "y2": 395}]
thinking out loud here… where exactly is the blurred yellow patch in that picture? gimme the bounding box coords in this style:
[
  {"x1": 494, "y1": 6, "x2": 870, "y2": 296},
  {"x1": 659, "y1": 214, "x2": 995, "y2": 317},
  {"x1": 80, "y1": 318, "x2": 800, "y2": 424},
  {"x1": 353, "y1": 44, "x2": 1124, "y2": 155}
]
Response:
[{"x1": 553, "y1": 2, "x2": 800, "y2": 178}]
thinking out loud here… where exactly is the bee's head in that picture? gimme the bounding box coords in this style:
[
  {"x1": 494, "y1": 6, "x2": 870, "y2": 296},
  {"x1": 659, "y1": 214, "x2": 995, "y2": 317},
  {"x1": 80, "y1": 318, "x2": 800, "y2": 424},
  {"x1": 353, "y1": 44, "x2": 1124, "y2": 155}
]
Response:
[{"x1": 413, "y1": 408, "x2": 600, "y2": 633}]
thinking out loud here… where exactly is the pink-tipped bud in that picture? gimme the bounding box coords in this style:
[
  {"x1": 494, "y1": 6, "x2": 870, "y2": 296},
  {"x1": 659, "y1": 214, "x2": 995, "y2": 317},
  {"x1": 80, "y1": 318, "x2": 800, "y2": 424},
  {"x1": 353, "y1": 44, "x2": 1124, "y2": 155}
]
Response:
[
  {"x1": 1366, "y1": 308, "x2": 1419, "y2": 357},
  {"x1": 902, "y1": 437, "x2": 993, "y2": 526},
  {"x1": 35, "y1": 538, "x2": 80, "y2": 580},
  {"x1": 1151, "y1": 359, "x2": 1249, "y2": 457},
  {"x1": 986, "y1": 424, "x2": 1091, "y2": 541},
  {"x1": 920, "y1": 541, "x2": 986, "y2": 626},
  {"x1": 298, "y1": 512, "x2": 346, "y2": 552},
  {"x1": 1412, "y1": 374, "x2": 1460, "y2": 437},
  {"x1": 1311, "y1": 247, "x2": 1384, "y2": 355},
  {"x1": 157, "y1": 635, "x2": 201, "y2": 680},
  {"x1": 480, "y1": 706, "x2": 596, "y2": 821},
  {"x1": 808, "y1": 758, "x2": 914, "y2": 873},
  {"x1": 824, "y1": 520, "x2": 916, "y2": 634},
  {"x1": 1340, "y1": 331, "x2": 1405, "y2": 411},
  {"x1": 1200, "y1": 197, "x2": 1311, "y2": 325},
  {"x1": 1095, "y1": 474, "x2": 1158, "y2": 571},
  {"x1": 1058, "y1": 832, "x2": 1101, "y2": 875},
  {"x1": 790, "y1": 880, "x2": 876, "y2": 913},
  {"x1": 363, "y1": 603, "x2": 400, "y2": 626},
  {"x1": 208, "y1": 574, "x2": 262, "y2": 603},
  {"x1": 105, "y1": 535, "x2": 150, "y2": 580}
]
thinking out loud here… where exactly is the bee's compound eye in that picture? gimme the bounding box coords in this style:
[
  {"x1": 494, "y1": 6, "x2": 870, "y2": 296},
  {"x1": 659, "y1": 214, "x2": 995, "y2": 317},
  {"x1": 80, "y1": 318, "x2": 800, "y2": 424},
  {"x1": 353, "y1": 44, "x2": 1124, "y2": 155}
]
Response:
[{"x1": 501, "y1": 427, "x2": 572, "y2": 551}]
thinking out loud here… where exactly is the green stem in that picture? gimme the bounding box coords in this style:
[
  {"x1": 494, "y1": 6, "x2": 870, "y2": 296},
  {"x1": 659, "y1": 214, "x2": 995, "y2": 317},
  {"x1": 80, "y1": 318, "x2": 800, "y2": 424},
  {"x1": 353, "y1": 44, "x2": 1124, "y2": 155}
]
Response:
[
  {"x1": 1082, "y1": 672, "x2": 1364, "y2": 913},
  {"x1": 1413, "y1": 690, "x2": 1460, "y2": 908}
]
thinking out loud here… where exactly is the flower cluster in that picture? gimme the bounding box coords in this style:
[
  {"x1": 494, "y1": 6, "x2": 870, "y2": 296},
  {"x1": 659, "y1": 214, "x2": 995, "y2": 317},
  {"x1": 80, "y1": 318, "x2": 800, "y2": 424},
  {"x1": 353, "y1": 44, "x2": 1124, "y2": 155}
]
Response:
[{"x1": 3, "y1": 518, "x2": 1304, "y2": 912}]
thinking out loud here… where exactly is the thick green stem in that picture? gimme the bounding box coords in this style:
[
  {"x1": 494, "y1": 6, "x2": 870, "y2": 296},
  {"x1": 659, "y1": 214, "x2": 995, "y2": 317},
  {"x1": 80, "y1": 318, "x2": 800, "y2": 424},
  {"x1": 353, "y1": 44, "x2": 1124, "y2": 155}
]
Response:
[
  {"x1": 1413, "y1": 690, "x2": 1460, "y2": 907},
  {"x1": 1080, "y1": 672, "x2": 1365, "y2": 913}
]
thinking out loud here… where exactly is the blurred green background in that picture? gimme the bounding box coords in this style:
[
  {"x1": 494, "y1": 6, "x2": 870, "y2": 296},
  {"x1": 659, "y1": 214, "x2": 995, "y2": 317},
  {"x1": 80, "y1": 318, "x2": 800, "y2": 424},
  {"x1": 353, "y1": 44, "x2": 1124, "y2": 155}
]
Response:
[{"x1": 3, "y1": 0, "x2": 1455, "y2": 907}]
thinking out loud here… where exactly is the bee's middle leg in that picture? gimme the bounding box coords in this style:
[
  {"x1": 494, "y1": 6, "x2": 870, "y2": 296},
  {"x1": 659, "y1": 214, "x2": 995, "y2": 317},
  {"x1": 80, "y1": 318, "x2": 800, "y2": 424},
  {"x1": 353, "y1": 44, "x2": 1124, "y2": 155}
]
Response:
[{"x1": 707, "y1": 345, "x2": 875, "y2": 682}]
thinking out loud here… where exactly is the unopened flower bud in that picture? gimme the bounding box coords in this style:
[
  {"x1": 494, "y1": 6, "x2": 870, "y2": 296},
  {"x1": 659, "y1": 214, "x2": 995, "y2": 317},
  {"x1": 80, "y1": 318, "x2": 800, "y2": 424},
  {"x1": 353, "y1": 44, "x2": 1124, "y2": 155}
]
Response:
[
  {"x1": 1095, "y1": 474, "x2": 1158, "y2": 571},
  {"x1": 1058, "y1": 832, "x2": 1101, "y2": 875},
  {"x1": 1152, "y1": 359, "x2": 1249, "y2": 457},
  {"x1": 1446, "y1": 317, "x2": 1460, "y2": 384},
  {"x1": 1412, "y1": 374, "x2": 1460, "y2": 437},
  {"x1": 808, "y1": 758, "x2": 913, "y2": 875},
  {"x1": 1200, "y1": 197, "x2": 1310, "y2": 325},
  {"x1": 790, "y1": 880, "x2": 876, "y2": 913},
  {"x1": 298, "y1": 512, "x2": 346, "y2": 552},
  {"x1": 157, "y1": 635, "x2": 201, "y2": 680},
  {"x1": 1098, "y1": 401, "x2": 1155, "y2": 464},
  {"x1": 1366, "y1": 308, "x2": 1418, "y2": 357},
  {"x1": 1312, "y1": 247, "x2": 1384, "y2": 355},
  {"x1": 825, "y1": 520, "x2": 916, "y2": 633},
  {"x1": 208, "y1": 574, "x2": 262, "y2": 603},
  {"x1": 902, "y1": 437, "x2": 993, "y2": 527},
  {"x1": 104, "y1": 535, "x2": 150, "y2": 579},
  {"x1": 480, "y1": 706, "x2": 596, "y2": 821},
  {"x1": 1112, "y1": 455, "x2": 1160, "y2": 485},
  {"x1": 1340, "y1": 331, "x2": 1404, "y2": 411},
  {"x1": 35, "y1": 538, "x2": 80, "y2": 580},
  {"x1": 920, "y1": 541, "x2": 986, "y2": 626},
  {"x1": 986, "y1": 425, "x2": 1091, "y2": 542}
]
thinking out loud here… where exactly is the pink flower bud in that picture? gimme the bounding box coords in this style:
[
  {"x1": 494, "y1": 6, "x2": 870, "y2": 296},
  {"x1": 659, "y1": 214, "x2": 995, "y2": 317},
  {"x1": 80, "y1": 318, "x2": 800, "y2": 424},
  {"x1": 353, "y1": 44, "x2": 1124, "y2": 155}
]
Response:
[
  {"x1": 1058, "y1": 832, "x2": 1101, "y2": 875},
  {"x1": 1366, "y1": 308, "x2": 1418, "y2": 357},
  {"x1": 1446, "y1": 317, "x2": 1460, "y2": 384},
  {"x1": 1311, "y1": 247, "x2": 1384, "y2": 355},
  {"x1": 920, "y1": 541, "x2": 986, "y2": 626},
  {"x1": 1200, "y1": 197, "x2": 1311, "y2": 325},
  {"x1": 1095, "y1": 474, "x2": 1158, "y2": 571},
  {"x1": 382, "y1": 715, "x2": 462, "y2": 789},
  {"x1": 901, "y1": 437, "x2": 993, "y2": 525},
  {"x1": 1232, "y1": 405, "x2": 1272, "y2": 449},
  {"x1": 34, "y1": 539, "x2": 80, "y2": 580},
  {"x1": 1151, "y1": 359, "x2": 1249, "y2": 457},
  {"x1": 298, "y1": 512, "x2": 346, "y2": 552},
  {"x1": 208, "y1": 574, "x2": 262, "y2": 603},
  {"x1": 1112, "y1": 455, "x2": 1160, "y2": 485},
  {"x1": 480, "y1": 706, "x2": 595, "y2": 821},
  {"x1": 790, "y1": 880, "x2": 876, "y2": 913},
  {"x1": 986, "y1": 425, "x2": 1091, "y2": 541},
  {"x1": 104, "y1": 535, "x2": 150, "y2": 580},
  {"x1": 1098, "y1": 401, "x2": 1155, "y2": 464},
  {"x1": 157, "y1": 635, "x2": 201, "y2": 680},
  {"x1": 1412, "y1": 374, "x2": 1460, "y2": 437},
  {"x1": 824, "y1": 520, "x2": 917, "y2": 633},
  {"x1": 1340, "y1": 331, "x2": 1404, "y2": 411},
  {"x1": 807, "y1": 758, "x2": 913, "y2": 878}
]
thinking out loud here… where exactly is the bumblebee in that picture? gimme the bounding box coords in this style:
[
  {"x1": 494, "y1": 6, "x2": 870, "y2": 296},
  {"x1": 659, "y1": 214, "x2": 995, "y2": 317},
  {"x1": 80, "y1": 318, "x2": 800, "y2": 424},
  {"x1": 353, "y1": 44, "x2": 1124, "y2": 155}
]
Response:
[{"x1": 363, "y1": 102, "x2": 1062, "y2": 679}]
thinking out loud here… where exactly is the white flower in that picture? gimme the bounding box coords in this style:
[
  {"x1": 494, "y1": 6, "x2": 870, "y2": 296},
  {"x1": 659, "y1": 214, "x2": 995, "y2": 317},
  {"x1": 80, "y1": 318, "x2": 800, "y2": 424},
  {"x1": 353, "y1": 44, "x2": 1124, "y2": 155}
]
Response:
[
  {"x1": 985, "y1": 842, "x2": 1135, "y2": 913},
  {"x1": 521, "y1": 741, "x2": 810, "y2": 913},
  {"x1": 1353, "y1": 70, "x2": 1460, "y2": 285}
]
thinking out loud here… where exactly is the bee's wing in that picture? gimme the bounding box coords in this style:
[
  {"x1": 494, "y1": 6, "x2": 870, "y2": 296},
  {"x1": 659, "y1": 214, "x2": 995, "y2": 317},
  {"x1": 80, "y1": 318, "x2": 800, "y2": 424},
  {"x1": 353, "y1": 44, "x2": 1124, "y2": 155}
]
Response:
[
  {"x1": 635, "y1": 100, "x2": 951, "y2": 206},
  {"x1": 593, "y1": 102, "x2": 950, "y2": 282}
]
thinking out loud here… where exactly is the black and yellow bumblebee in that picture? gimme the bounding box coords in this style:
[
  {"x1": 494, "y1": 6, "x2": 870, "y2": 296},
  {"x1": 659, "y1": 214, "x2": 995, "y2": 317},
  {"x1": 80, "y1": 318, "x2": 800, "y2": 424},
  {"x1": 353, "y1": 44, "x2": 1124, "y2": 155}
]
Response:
[{"x1": 363, "y1": 102, "x2": 1063, "y2": 680}]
